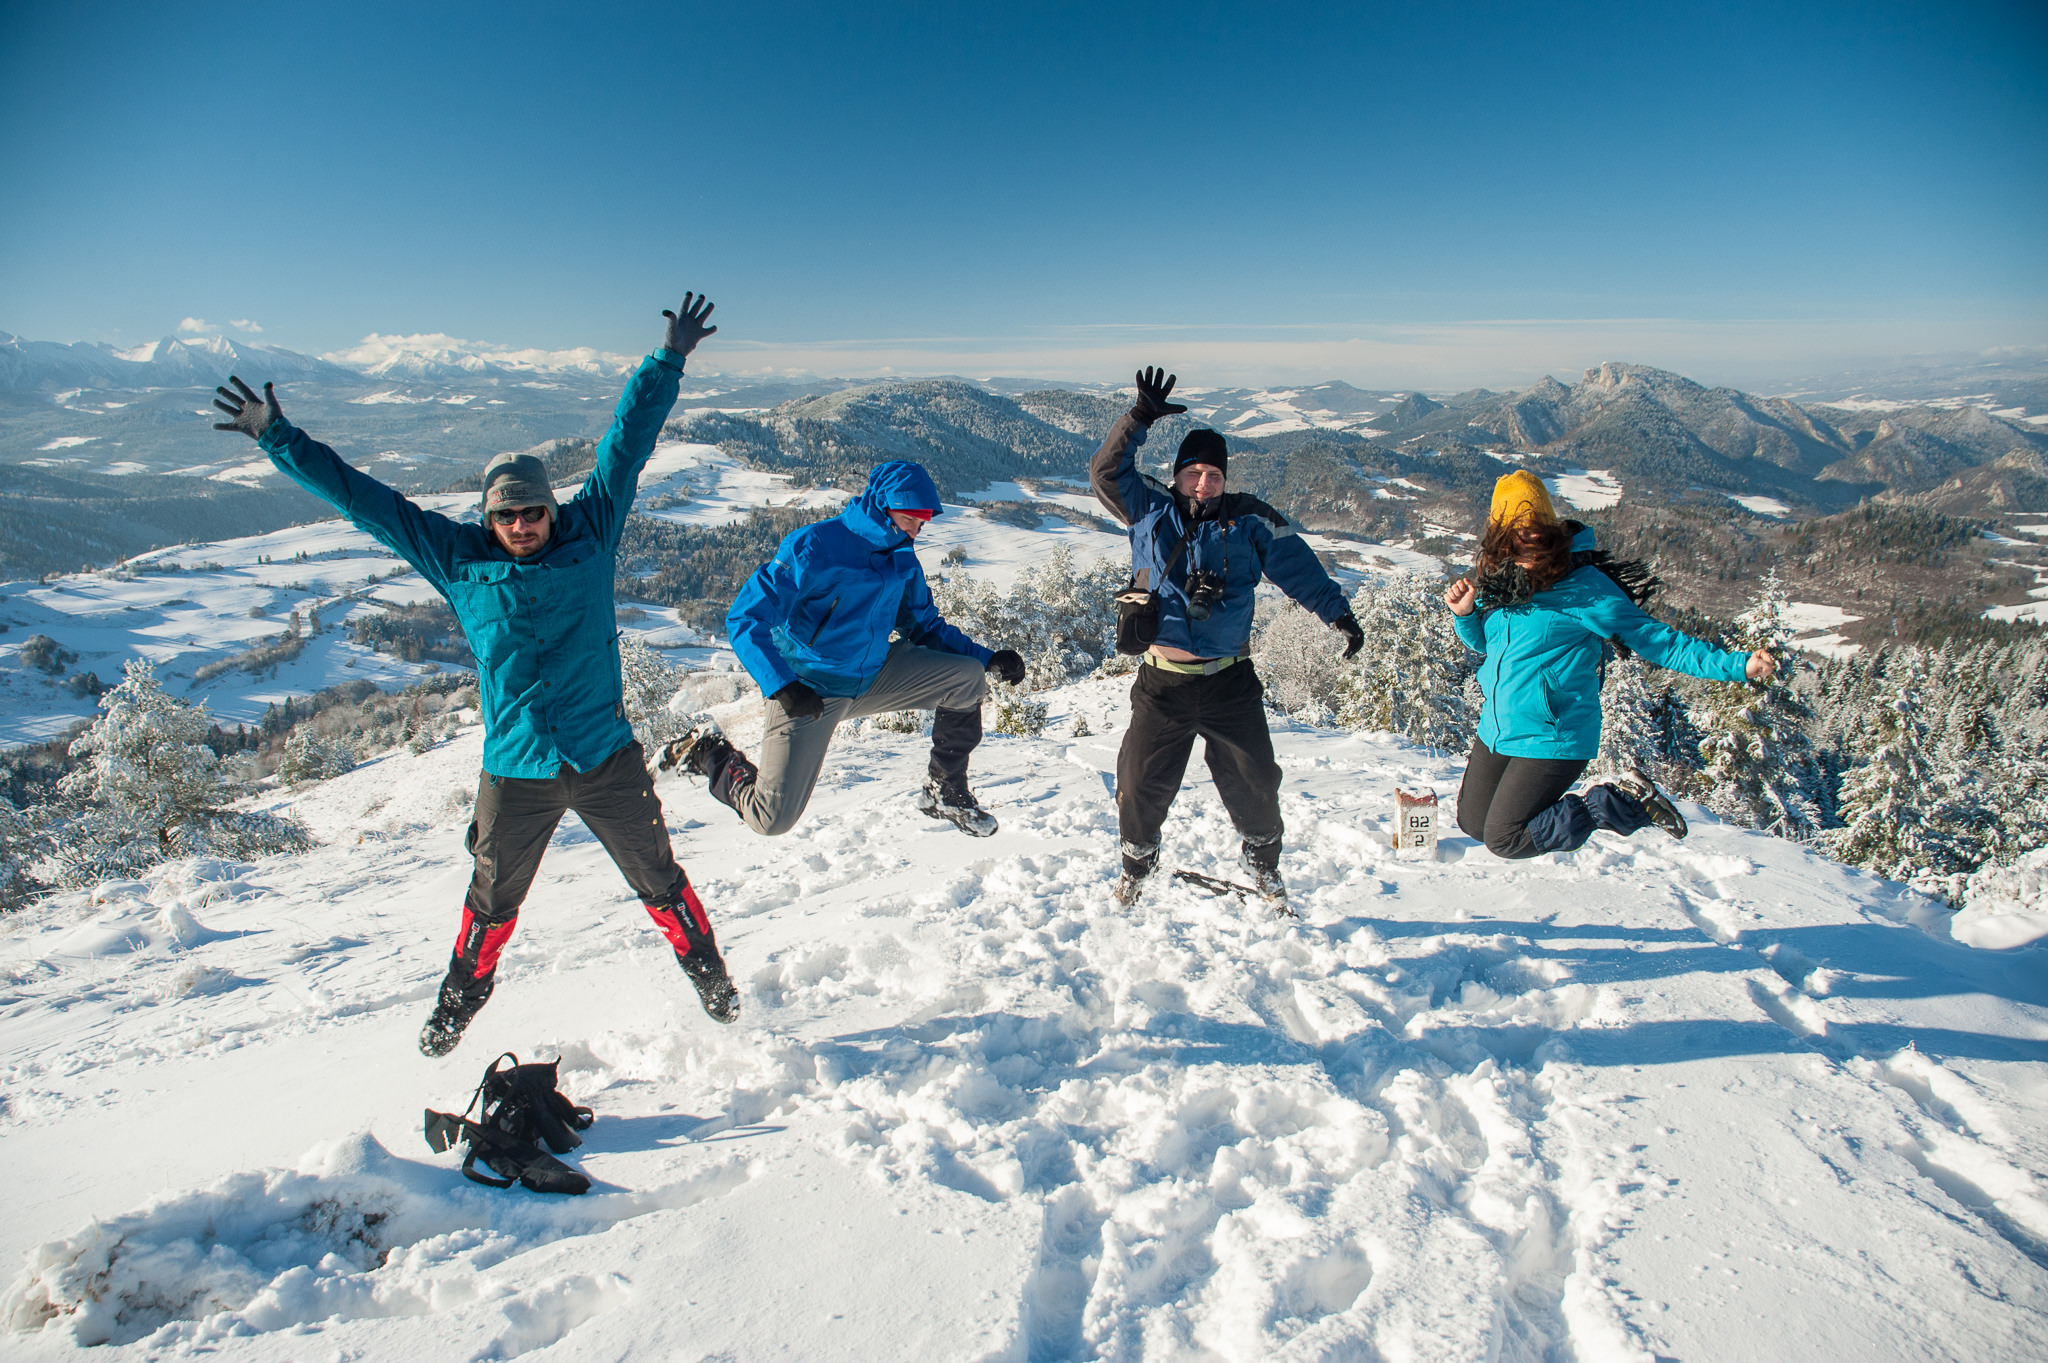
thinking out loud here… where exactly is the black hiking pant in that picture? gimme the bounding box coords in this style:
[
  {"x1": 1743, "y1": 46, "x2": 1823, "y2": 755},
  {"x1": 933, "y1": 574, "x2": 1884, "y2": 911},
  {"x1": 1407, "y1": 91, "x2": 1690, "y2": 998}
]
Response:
[
  {"x1": 1116, "y1": 659, "x2": 1283, "y2": 870},
  {"x1": 1456, "y1": 738, "x2": 1648, "y2": 859},
  {"x1": 444, "y1": 740, "x2": 715, "y2": 1002}
]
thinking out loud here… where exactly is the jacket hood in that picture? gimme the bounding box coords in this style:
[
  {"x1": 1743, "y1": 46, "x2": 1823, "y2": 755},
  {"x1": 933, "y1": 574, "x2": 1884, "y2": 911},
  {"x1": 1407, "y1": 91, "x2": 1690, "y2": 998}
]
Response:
[{"x1": 845, "y1": 460, "x2": 943, "y2": 546}]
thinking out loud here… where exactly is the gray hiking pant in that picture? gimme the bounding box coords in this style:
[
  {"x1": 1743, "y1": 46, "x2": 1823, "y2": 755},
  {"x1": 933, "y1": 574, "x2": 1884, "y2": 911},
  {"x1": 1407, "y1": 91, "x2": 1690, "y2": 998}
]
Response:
[{"x1": 729, "y1": 642, "x2": 988, "y2": 836}]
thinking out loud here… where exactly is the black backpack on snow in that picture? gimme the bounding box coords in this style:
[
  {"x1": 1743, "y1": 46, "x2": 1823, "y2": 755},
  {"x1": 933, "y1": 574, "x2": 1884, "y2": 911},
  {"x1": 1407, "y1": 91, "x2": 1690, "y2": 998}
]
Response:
[{"x1": 424, "y1": 1053, "x2": 595, "y2": 1195}]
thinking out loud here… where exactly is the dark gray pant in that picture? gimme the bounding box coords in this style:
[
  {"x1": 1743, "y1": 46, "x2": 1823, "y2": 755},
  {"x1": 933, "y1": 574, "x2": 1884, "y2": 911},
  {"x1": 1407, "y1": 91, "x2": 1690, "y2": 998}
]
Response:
[
  {"x1": 1456, "y1": 738, "x2": 1648, "y2": 859},
  {"x1": 465, "y1": 740, "x2": 689, "y2": 921},
  {"x1": 442, "y1": 740, "x2": 713, "y2": 1002},
  {"x1": 1116, "y1": 659, "x2": 1283, "y2": 865}
]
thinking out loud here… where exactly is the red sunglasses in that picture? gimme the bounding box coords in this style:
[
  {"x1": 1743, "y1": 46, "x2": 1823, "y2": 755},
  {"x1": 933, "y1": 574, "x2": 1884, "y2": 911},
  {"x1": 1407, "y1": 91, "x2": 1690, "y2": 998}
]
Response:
[{"x1": 490, "y1": 506, "x2": 549, "y2": 526}]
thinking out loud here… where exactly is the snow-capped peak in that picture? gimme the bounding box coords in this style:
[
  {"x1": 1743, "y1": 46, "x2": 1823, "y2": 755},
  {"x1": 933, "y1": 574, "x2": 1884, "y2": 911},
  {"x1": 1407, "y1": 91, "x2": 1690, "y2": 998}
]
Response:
[{"x1": 323, "y1": 333, "x2": 639, "y2": 381}]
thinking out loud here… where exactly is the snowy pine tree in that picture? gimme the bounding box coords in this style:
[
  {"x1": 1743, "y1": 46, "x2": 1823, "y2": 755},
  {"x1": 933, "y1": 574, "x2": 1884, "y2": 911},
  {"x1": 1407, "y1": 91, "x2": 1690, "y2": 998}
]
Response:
[
  {"x1": 1251, "y1": 600, "x2": 1346, "y2": 719},
  {"x1": 1594, "y1": 653, "x2": 1665, "y2": 780},
  {"x1": 1827, "y1": 653, "x2": 1960, "y2": 886},
  {"x1": 277, "y1": 731, "x2": 361, "y2": 786},
  {"x1": 930, "y1": 545, "x2": 1127, "y2": 686},
  {"x1": 1332, "y1": 573, "x2": 1472, "y2": 753},
  {"x1": 1692, "y1": 571, "x2": 1820, "y2": 839},
  {"x1": 618, "y1": 635, "x2": 692, "y2": 748},
  {"x1": 49, "y1": 659, "x2": 312, "y2": 885},
  {"x1": 0, "y1": 797, "x2": 47, "y2": 912}
]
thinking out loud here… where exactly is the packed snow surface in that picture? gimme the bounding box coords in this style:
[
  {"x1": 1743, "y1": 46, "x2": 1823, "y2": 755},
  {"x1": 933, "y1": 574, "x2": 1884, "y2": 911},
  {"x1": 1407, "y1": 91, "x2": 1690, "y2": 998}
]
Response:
[{"x1": 4, "y1": 679, "x2": 2045, "y2": 1361}]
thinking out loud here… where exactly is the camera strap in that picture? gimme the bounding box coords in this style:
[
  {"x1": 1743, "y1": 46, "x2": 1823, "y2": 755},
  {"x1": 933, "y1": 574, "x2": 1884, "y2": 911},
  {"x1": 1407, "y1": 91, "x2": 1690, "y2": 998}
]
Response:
[{"x1": 1140, "y1": 515, "x2": 1200, "y2": 590}]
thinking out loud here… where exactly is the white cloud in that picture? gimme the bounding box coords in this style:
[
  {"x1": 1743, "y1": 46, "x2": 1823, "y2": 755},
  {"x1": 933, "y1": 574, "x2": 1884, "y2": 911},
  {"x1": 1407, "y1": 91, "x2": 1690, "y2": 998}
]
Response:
[
  {"x1": 229, "y1": 318, "x2": 263, "y2": 333},
  {"x1": 176, "y1": 317, "x2": 216, "y2": 335}
]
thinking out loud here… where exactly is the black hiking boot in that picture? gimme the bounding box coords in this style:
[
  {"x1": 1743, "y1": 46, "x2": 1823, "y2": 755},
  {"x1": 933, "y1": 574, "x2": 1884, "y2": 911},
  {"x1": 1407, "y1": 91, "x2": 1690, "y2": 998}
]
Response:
[
  {"x1": 660, "y1": 720, "x2": 757, "y2": 812},
  {"x1": 1239, "y1": 840, "x2": 1292, "y2": 913},
  {"x1": 1619, "y1": 767, "x2": 1688, "y2": 841},
  {"x1": 917, "y1": 777, "x2": 998, "y2": 837},
  {"x1": 1113, "y1": 848, "x2": 1156, "y2": 907},
  {"x1": 679, "y1": 946, "x2": 741, "y2": 1025},
  {"x1": 419, "y1": 971, "x2": 494, "y2": 1058}
]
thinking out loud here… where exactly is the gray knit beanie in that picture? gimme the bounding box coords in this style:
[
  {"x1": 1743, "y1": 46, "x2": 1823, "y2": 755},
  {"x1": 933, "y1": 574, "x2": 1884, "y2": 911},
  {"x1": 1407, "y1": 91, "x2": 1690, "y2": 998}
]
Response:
[{"x1": 480, "y1": 452, "x2": 560, "y2": 517}]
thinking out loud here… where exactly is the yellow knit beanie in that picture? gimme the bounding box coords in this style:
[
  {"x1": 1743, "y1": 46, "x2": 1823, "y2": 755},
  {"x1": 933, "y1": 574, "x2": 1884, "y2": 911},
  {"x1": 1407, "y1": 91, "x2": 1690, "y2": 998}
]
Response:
[{"x1": 1488, "y1": 470, "x2": 1558, "y2": 529}]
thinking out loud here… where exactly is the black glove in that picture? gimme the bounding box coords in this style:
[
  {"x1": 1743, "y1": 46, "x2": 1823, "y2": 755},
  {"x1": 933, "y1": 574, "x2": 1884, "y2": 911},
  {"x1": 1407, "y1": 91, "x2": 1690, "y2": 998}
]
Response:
[
  {"x1": 986, "y1": 649, "x2": 1026, "y2": 685},
  {"x1": 1333, "y1": 612, "x2": 1363, "y2": 660},
  {"x1": 773, "y1": 680, "x2": 824, "y2": 719},
  {"x1": 211, "y1": 375, "x2": 282, "y2": 441},
  {"x1": 1130, "y1": 366, "x2": 1188, "y2": 426},
  {"x1": 661, "y1": 292, "x2": 718, "y2": 359}
]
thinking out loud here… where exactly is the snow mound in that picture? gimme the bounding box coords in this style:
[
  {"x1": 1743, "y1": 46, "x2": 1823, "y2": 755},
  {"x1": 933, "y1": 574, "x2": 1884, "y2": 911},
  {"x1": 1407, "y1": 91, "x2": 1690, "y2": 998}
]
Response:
[
  {"x1": 1957, "y1": 848, "x2": 2048, "y2": 949},
  {"x1": 2, "y1": 1130, "x2": 752, "y2": 1349}
]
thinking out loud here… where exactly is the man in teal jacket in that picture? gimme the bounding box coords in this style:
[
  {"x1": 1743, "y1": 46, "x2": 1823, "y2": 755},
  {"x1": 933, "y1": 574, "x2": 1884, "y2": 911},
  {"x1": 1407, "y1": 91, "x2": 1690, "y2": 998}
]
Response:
[
  {"x1": 212, "y1": 294, "x2": 739, "y2": 1055},
  {"x1": 667, "y1": 459, "x2": 1024, "y2": 837}
]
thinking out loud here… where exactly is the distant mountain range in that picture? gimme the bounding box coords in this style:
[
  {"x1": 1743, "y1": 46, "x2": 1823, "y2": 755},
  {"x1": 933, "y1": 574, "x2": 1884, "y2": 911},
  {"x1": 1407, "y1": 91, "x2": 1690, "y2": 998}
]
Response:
[{"x1": 5, "y1": 323, "x2": 2046, "y2": 591}]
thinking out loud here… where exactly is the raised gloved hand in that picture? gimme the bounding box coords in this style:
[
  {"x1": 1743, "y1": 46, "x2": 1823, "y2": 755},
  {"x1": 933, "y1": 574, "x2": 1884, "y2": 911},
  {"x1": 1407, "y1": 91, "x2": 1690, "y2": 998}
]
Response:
[
  {"x1": 986, "y1": 649, "x2": 1026, "y2": 685},
  {"x1": 212, "y1": 375, "x2": 282, "y2": 441},
  {"x1": 661, "y1": 292, "x2": 718, "y2": 359},
  {"x1": 1332, "y1": 612, "x2": 1363, "y2": 660},
  {"x1": 773, "y1": 679, "x2": 824, "y2": 719},
  {"x1": 1130, "y1": 366, "x2": 1188, "y2": 426}
]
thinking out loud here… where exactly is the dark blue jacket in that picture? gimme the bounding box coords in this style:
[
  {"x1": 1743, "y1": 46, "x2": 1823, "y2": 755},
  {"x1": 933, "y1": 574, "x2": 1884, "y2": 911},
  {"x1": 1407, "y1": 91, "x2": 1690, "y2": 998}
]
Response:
[
  {"x1": 726, "y1": 461, "x2": 993, "y2": 698},
  {"x1": 1089, "y1": 413, "x2": 1349, "y2": 656},
  {"x1": 1452, "y1": 525, "x2": 1752, "y2": 759},
  {"x1": 258, "y1": 350, "x2": 686, "y2": 778}
]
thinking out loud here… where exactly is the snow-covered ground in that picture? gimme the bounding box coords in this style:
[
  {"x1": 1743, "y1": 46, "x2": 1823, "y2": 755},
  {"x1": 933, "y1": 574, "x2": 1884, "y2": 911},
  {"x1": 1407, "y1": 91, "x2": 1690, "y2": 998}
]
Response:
[
  {"x1": 1542, "y1": 470, "x2": 1623, "y2": 513},
  {"x1": 4, "y1": 676, "x2": 2046, "y2": 1360},
  {"x1": 1784, "y1": 601, "x2": 1865, "y2": 660}
]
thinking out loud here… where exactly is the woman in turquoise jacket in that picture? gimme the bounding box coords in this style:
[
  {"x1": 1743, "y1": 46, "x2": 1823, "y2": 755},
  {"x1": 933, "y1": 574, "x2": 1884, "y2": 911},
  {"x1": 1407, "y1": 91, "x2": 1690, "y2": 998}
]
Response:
[{"x1": 1445, "y1": 471, "x2": 1776, "y2": 859}]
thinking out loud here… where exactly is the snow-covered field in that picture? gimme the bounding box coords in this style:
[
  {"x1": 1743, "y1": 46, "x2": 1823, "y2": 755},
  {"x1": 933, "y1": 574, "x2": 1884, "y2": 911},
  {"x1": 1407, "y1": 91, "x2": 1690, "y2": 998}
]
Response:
[
  {"x1": 4, "y1": 675, "x2": 2046, "y2": 1360},
  {"x1": 1784, "y1": 601, "x2": 1865, "y2": 660},
  {"x1": 1541, "y1": 470, "x2": 1623, "y2": 513},
  {"x1": 5, "y1": 445, "x2": 2048, "y2": 1360}
]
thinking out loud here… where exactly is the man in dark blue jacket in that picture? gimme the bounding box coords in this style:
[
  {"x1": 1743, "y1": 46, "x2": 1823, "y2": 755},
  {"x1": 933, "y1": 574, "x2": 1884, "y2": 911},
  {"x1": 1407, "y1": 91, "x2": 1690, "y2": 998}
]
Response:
[
  {"x1": 666, "y1": 460, "x2": 1024, "y2": 837},
  {"x1": 211, "y1": 294, "x2": 739, "y2": 1056},
  {"x1": 1092, "y1": 367, "x2": 1363, "y2": 908}
]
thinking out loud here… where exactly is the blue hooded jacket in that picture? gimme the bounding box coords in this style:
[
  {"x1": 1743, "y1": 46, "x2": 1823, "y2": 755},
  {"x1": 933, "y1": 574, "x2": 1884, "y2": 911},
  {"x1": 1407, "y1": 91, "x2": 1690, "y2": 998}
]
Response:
[
  {"x1": 1452, "y1": 525, "x2": 1752, "y2": 759},
  {"x1": 258, "y1": 350, "x2": 686, "y2": 778},
  {"x1": 1089, "y1": 413, "x2": 1350, "y2": 655},
  {"x1": 726, "y1": 460, "x2": 993, "y2": 698}
]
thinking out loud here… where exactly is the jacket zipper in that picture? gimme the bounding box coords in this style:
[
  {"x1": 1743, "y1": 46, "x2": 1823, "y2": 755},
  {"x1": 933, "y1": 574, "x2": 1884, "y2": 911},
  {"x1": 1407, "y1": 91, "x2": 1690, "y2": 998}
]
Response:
[{"x1": 810, "y1": 596, "x2": 841, "y2": 645}]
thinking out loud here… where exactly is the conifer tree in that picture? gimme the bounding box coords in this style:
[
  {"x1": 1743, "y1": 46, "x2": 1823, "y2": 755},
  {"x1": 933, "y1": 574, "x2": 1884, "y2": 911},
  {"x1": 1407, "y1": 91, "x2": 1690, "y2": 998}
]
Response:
[
  {"x1": 50, "y1": 659, "x2": 312, "y2": 885},
  {"x1": 1332, "y1": 573, "x2": 1472, "y2": 753},
  {"x1": 1595, "y1": 653, "x2": 1665, "y2": 779},
  {"x1": 618, "y1": 635, "x2": 691, "y2": 748},
  {"x1": 1828, "y1": 652, "x2": 1957, "y2": 883},
  {"x1": 0, "y1": 797, "x2": 46, "y2": 912},
  {"x1": 1692, "y1": 570, "x2": 1820, "y2": 839}
]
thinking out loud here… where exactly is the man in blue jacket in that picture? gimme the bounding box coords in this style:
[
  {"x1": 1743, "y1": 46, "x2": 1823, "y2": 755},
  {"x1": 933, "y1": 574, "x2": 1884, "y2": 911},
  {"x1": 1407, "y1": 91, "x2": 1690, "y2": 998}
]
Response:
[
  {"x1": 211, "y1": 294, "x2": 739, "y2": 1057},
  {"x1": 665, "y1": 460, "x2": 1025, "y2": 837},
  {"x1": 1092, "y1": 368, "x2": 1363, "y2": 908}
]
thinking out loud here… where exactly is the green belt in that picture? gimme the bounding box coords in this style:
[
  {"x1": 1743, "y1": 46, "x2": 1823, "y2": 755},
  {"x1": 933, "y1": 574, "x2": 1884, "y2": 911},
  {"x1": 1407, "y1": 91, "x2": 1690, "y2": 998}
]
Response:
[{"x1": 1143, "y1": 653, "x2": 1244, "y2": 676}]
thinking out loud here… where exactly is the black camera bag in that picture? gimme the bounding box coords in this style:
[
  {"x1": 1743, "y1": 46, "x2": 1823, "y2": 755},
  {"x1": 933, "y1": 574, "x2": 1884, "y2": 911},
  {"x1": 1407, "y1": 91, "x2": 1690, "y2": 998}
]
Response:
[{"x1": 1114, "y1": 520, "x2": 1200, "y2": 656}]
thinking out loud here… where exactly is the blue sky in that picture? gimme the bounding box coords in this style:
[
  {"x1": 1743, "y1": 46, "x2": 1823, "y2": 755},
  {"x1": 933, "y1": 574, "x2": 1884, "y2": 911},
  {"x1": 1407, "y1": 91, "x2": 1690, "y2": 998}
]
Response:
[{"x1": 3, "y1": 0, "x2": 2043, "y2": 388}]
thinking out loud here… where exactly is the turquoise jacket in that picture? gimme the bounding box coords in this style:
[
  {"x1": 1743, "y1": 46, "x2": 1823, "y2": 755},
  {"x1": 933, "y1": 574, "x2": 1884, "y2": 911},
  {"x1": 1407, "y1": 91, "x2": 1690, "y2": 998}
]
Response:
[
  {"x1": 726, "y1": 460, "x2": 992, "y2": 698},
  {"x1": 1451, "y1": 527, "x2": 1751, "y2": 759},
  {"x1": 258, "y1": 350, "x2": 686, "y2": 778}
]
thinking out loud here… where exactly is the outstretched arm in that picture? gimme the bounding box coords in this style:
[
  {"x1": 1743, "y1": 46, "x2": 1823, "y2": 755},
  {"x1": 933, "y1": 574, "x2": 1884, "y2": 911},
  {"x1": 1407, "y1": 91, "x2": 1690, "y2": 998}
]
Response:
[
  {"x1": 215, "y1": 376, "x2": 465, "y2": 590},
  {"x1": 581, "y1": 292, "x2": 716, "y2": 543},
  {"x1": 1089, "y1": 365, "x2": 1185, "y2": 526},
  {"x1": 899, "y1": 562, "x2": 996, "y2": 667},
  {"x1": 1579, "y1": 585, "x2": 1751, "y2": 683}
]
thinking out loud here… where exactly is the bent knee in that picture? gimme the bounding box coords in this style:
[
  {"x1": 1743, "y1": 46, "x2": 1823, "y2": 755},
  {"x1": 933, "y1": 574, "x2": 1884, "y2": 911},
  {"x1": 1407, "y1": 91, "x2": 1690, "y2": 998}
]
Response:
[{"x1": 1483, "y1": 826, "x2": 1539, "y2": 860}]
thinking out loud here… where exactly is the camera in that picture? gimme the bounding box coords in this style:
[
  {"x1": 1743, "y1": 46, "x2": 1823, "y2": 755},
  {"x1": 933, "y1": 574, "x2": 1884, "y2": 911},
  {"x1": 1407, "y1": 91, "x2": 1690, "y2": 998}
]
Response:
[{"x1": 1184, "y1": 570, "x2": 1226, "y2": 621}]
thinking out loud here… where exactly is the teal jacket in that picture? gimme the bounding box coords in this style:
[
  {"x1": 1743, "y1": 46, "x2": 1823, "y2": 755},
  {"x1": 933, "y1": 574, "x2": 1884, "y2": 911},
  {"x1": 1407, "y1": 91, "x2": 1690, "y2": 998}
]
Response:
[
  {"x1": 1451, "y1": 527, "x2": 1751, "y2": 759},
  {"x1": 258, "y1": 350, "x2": 686, "y2": 778}
]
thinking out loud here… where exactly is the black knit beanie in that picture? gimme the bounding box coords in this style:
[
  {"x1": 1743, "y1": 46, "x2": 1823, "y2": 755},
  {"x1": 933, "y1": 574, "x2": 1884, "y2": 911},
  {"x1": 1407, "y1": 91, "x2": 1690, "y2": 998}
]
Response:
[{"x1": 1175, "y1": 428, "x2": 1227, "y2": 477}]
